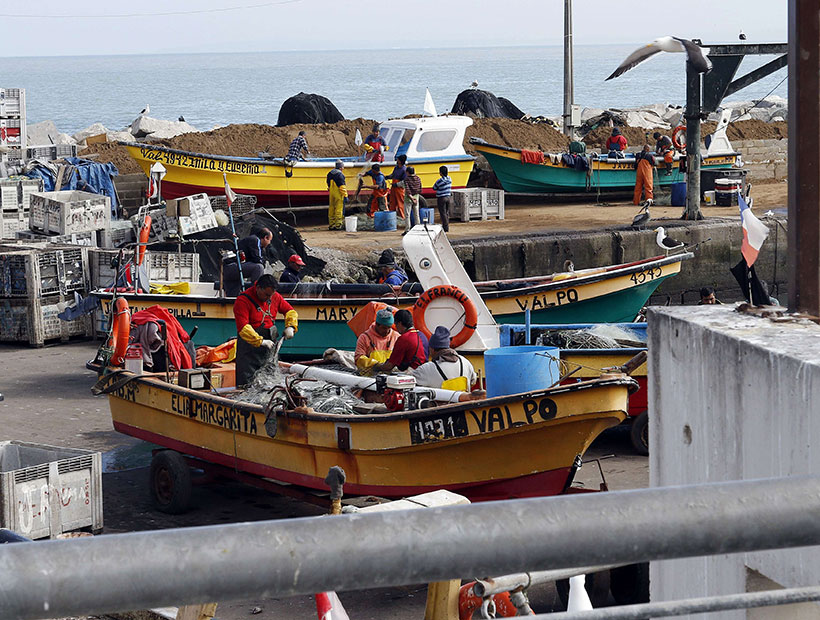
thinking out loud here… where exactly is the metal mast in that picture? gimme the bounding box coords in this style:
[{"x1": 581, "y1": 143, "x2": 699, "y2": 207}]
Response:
[{"x1": 562, "y1": 0, "x2": 574, "y2": 137}]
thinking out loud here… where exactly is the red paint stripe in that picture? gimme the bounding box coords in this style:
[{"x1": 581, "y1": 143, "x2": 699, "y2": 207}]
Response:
[{"x1": 114, "y1": 421, "x2": 572, "y2": 501}]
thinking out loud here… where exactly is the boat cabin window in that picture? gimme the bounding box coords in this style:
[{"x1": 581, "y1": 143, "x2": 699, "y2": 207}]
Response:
[
  {"x1": 381, "y1": 128, "x2": 405, "y2": 159},
  {"x1": 416, "y1": 129, "x2": 457, "y2": 153},
  {"x1": 395, "y1": 129, "x2": 415, "y2": 158}
]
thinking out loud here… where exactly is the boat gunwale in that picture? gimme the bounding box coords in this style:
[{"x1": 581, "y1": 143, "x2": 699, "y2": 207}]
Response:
[
  {"x1": 89, "y1": 253, "x2": 692, "y2": 306},
  {"x1": 120, "y1": 141, "x2": 475, "y2": 167},
  {"x1": 111, "y1": 370, "x2": 637, "y2": 425}
]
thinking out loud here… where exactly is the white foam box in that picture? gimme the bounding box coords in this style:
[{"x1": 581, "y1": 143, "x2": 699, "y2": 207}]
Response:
[
  {"x1": 29, "y1": 190, "x2": 111, "y2": 235},
  {"x1": 166, "y1": 193, "x2": 218, "y2": 236}
]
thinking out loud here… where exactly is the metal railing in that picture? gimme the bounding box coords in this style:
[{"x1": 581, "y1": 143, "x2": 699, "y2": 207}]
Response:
[{"x1": 1, "y1": 475, "x2": 819, "y2": 619}]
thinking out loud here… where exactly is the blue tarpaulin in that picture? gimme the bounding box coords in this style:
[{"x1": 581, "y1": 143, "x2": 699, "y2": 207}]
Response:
[{"x1": 26, "y1": 157, "x2": 119, "y2": 214}]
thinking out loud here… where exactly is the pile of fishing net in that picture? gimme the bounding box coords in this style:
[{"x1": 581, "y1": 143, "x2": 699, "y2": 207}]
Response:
[{"x1": 534, "y1": 324, "x2": 644, "y2": 350}]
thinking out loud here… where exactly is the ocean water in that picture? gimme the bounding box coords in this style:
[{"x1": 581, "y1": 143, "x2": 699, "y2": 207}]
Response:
[{"x1": 3, "y1": 45, "x2": 787, "y2": 135}]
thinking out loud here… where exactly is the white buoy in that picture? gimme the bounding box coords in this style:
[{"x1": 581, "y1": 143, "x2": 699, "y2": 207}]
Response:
[{"x1": 567, "y1": 574, "x2": 594, "y2": 611}]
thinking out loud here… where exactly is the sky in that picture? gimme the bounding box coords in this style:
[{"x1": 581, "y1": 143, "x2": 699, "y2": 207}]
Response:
[{"x1": 0, "y1": 0, "x2": 788, "y2": 57}]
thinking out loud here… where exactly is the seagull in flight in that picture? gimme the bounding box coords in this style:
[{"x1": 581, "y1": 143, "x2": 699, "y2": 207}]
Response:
[
  {"x1": 140, "y1": 104, "x2": 150, "y2": 115},
  {"x1": 632, "y1": 200, "x2": 652, "y2": 229},
  {"x1": 606, "y1": 36, "x2": 712, "y2": 80},
  {"x1": 654, "y1": 226, "x2": 685, "y2": 255}
]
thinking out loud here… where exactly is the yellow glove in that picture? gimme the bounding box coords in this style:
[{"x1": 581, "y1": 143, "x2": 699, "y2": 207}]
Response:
[
  {"x1": 239, "y1": 324, "x2": 263, "y2": 347},
  {"x1": 284, "y1": 309, "x2": 298, "y2": 331},
  {"x1": 356, "y1": 350, "x2": 390, "y2": 375},
  {"x1": 363, "y1": 144, "x2": 374, "y2": 152}
]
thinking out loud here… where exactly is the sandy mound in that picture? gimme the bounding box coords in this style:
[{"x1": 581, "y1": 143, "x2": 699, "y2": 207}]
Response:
[
  {"x1": 466, "y1": 118, "x2": 569, "y2": 152},
  {"x1": 583, "y1": 120, "x2": 788, "y2": 150}
]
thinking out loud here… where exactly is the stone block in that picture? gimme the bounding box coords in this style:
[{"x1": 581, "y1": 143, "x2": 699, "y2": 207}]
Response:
[{"x1": 130, "y1": 116, "x2": 199, "y2": 139}]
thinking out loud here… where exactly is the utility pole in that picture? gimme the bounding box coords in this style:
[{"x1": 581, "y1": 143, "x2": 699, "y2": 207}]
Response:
[
  {"x1": 562, "y1": 0, "x2": 574, "y2": 138},
  {"x1": 683, "y1": 60, "x2": 703, "y2": 220},
  {"x1": 788, "y1": 0, "x2": 820, "y2": 313}
]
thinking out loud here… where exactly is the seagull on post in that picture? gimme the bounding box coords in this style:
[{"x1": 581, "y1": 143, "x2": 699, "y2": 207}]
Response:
[
  {"x1": 606, "y1": 37, "x2": 712, "y2": 80},
  {"x1": 631, "y1": 200, "x2": 652, "y2": 229},
  {"x1": 654, "y1": 226, "x2": 685, "y2": 255}
]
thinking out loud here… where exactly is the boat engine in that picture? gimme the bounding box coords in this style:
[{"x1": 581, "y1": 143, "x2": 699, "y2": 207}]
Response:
[{"x1": 375, "y1": 374, "x2": 435, "y2": 412}]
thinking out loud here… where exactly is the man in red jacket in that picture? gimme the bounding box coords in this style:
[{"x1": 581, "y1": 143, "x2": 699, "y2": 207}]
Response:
[{"x1": 233, "y1": 274, "x2": 299, "y2": 386}]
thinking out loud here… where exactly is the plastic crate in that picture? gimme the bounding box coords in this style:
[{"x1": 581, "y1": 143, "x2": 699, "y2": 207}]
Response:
[
  {"x1": 26, "y1": 144, "x2": 78, "y2": 161},
  {"x1": 0, "y1": 118, "x2": 22, "y2": 146},
  {"x1": 0, "y1": 146, "x2": 23, "y2": 164},
  {"x1": 88, "y1": 248, "x2": 136, "y2": 290},
  {"x1": 451, "y1": 188, "x2": 505, "y2": 222},
  {"x1": 1, "y1": 213, "x2": 27, "y2": 239},
  {"x1": 29, "y1": 190, "x2": 110, "y2": 235},
  {"x1": 0, "y1": 440, "x2": 102, "y2": 538},
  {"x1": 0, "y1": 246, "x2": 88, "y2": 298},
  {"x1": 0, "y1": 293, "x2": 93, "y2": 346},
  {"x1": 209, "y1": 193, "x2": 258, "y2": 216},
  {"x1": 14, "y1": 229, "x2": 97, "y2": 247},
  {"x1": 0, "y1": 88, "x2": 25, "y2": 118},
  {"x1": 108, "y1": 219, "x2": 135, "y2": 248},
  {"x1": 147, "y1": 251, "x2": 201, "y2": 282}
]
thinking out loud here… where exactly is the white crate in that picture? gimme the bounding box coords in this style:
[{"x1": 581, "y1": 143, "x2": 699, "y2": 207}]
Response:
[
  {"x1": 451, "y1": 188, "x2": 505, "y2": 222},
  {"x1": 1, "y1": 213, "x2": 27, "y2": 239},
  {"x1": 20, "y1": 178, "x2": 43, "y2": 210},
  {"x1": 108, "y1": 219, "x2": 136, "y2": 248},
  {"x1": 0, "y1": 118, "x2": 23, "y2": 146},
  {"x1": 0, "y1": 440, "x2": 102, "y2": 538},
  {"x1": 29, "y1": 190, "x2": 111, "y2": 235},
  {"x1": 0, "y1": 294, "x2": 93, "y2": 346},
  {"x1": 0, "y1": 246, "x2": 88, "y2": 298},
  {"x1": 26, "y1": 144, "x2": 78, "y2": 161},
  {"x1": 0, "y1": 88, "x2": 25, "y2": 117},
  {"x1": 0, "y1": 179, "x2": 19, "y2": 210},
  {"x1": 147, "y1": 251, "x2": 201, "y2": 282}
]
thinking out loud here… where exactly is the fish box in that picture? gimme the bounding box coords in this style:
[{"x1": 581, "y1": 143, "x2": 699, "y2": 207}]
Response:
[
  {"x1": 0, "y1": 245, "x2": 88, "y2": 298},
  {"x1": 30, "y1": 190, "x2": 111, "y2": 235},
  {"x1": 0, "y1": 118, "x2": 23, "y2": 146},
  {"x1": 451, "y1": 188, "x2": 505, "y2": 222},
  {"x1": 147, "y1": 251, "x2": 201, "y2": 282},
  {"x1": 1, "y1": 212, "x2": 27, "y2": 239},
  {"x1": 0, "y1": 294, "x2": 94, "y2": 345},
  {"x1": 0, "y1": 441, "x2": 103, "y2": 539},
  {"x1": 0, "y1": 88, "x2": 25, "y2": 118},
  {"x1": 26, "y1": 144, "x2": 78, "y2": 161},
  {"x1": 165, "y1": 193, "x2": 218, "y2": 236}
]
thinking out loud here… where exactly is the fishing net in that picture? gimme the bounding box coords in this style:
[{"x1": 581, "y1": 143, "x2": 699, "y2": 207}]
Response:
[{"x1": 534, "y1": 324, "x2": 643, "y2": 350}]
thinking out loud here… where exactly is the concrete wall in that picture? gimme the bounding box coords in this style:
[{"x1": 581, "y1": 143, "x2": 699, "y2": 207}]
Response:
[
  {"x1": 647, "y1": 306, "x2": 820, "y2": 619},
  {"x1": 735, "y1": 138, "x2": 788, "y2": 181},
  {"x1": 453, "y1": 218, "x2": 788, "y2": 305}
]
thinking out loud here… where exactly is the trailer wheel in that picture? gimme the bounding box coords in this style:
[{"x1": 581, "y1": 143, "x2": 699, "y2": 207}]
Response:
[
  {"x1": 556, "y1": 570, "x2": 611, "y2": 609},
  {"x1": 610, "y1": 562, "x2": 650, "y2": 605},
  {"x1": 150, "y1": 450, "x2": 192, "y2": 514},
  {"x1": 630, "y1": 410, "x2": 649, "y2": 456}
]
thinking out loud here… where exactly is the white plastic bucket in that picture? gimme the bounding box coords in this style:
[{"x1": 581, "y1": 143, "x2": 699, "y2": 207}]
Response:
[
  {"x1": 704, "y1": 190, "x2": 716, "y2": 205},
  {"x1": 344, "y1": 215, "x2": 358, "y2": 232}
]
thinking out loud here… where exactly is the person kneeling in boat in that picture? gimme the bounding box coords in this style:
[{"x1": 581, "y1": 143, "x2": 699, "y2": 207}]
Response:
[
  {"x1": 279, "y1": 254, "x2": 305, "y2": 284},
  {"x1": 376, "y1": 249, "x2": 408, "y2": 286},
  {"x1": 233, "y1": 274, "x2": 298, "y2": 386},
  {"x1": 410, "y1": 326, "x2": 476, "y2": 391},
  {"x1": 606, "y1": 127, "x2": 627, "y2": 159},
  {"x1": 653, "y1": 131, "x2": 674, "y2": 175},
  {"x1": 373, "y1": 310, "x2": 428, "y2": 374},
  {"x1": 355, "y1": 308, "x2": 400, "y2": 374},
  {"x1": 223, "y1": 228, "x2": 273, "y2": 297}
]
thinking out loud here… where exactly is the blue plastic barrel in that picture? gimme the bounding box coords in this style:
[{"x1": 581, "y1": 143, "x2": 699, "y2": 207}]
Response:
[
  {"x1": 374, "y1": 210, "x2": 397, "y2": 231},
  {"x1": 484, "y1": 346, "x2": 561, "y2": 398},
  {"x1": 410, "y1": 207, "x2": 435, "y2": 227},
  {"x1": 671, "y1": 182, "x2": 687, "y2": 207}
]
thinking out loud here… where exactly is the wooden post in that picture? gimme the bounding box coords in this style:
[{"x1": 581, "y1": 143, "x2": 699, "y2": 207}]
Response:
[{"x1": 175, "y1": 603, "x2": 218, "y2": 620}]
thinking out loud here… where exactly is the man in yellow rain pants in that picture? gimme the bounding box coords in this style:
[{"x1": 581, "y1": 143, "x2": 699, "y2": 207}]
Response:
[
  {"x1": 326, "y1": 160, "x2": 348, "y2": 231},
  {"x1": 354, "y1": 308, "x2": 399, "y2": 374}
]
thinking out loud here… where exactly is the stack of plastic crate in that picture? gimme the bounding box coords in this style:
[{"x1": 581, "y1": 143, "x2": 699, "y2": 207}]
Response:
[
  {"x1": 0, "y1": 88, "x2": 26, "y2": 165},
  {"x1": 0, "y1": 243, "x2": 93, "y2": 346},
  {"x1": 1, "y1": 177, "x2": 43, "y2": 239}
]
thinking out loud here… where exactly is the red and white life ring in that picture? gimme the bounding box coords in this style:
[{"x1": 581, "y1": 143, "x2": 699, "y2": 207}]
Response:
[
  {"x1": 672, "y1": 125, "x2": 687, "y2": 151},
  {"x1": 108, "y1": 297, "x2": 131, "y2": 366},
  {"x1": 412, "y1": 285, "x2": 478, "y2": 348}
]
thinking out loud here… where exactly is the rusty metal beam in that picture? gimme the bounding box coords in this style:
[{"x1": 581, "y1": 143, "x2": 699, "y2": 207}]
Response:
[{"x1": 788, "y1": 0, "x2": 820, "y2": 313}]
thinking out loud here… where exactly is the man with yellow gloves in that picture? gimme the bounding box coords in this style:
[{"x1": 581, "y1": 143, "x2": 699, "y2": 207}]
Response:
[
  {"x1": 326, "y1": 160, "x2": 348, "y2": 231},
  {"x1": 354, "y1": 308, "x2": 399, "y2": 374},
  {"x1": 233, "y1": 274, "x2": 298, "y2": 386}
]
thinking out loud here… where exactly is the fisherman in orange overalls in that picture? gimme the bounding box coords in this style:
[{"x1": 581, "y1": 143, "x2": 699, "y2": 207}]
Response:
[
  {"x1": 633, "y1": 145, "x2": 655, "y2": 205},
  {"x1": 364, "y1": 164, "x2": 389, "y2": 216}
]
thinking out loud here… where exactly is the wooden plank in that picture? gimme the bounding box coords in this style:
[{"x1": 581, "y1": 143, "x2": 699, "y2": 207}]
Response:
[{"x1": 176, "y1": 602, "x2": 218, "y2": 620}]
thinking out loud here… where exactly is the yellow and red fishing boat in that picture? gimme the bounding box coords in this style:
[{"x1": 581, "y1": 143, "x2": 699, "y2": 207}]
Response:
[
  {"x1": 122, "y1": 116, "x2": 475, "y2": 206},
  {"x1": 94, "y1": 361, "x2": 635, "y2": 504}
]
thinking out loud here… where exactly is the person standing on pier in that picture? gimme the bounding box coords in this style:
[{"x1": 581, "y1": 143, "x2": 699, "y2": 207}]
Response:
[
  {"x1": 633, "y1": 145, "x2": 655, "y2": 205},
  {"x1": 433, "y1": 165, "x2": 453, "y2": 232},
  {"x1": 403, "y1": 166, "x2": 423, "y2": 234},
  {"x1": 364, "y1": 164, "x2": 389, "y2": 215},
  {"x1": 326, "y1": 159, "x2": 348, "y2": 230},
  {"x1": 387, "y1": 154, "x2": 408, "y2": 219}
]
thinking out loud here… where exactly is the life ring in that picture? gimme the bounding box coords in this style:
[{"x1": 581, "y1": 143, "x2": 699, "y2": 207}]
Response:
[
  {"x1": 108, "y1": 297, "x2": 131, "y2": 366},
  {"x1": 672, "y1": 125, "x2": 687, "y2": 151},
  {"x1": 137, "y1": 214, "x2": 151, "y2": 266},
  {"x1": 412, "y1": 285, "x2": 478, "y2": 348}
]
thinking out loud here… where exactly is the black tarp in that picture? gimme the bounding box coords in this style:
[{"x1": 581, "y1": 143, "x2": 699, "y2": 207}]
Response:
[
  {"x1": 450, "y1": 89, "x2": 525, "y2": 119},
  {"x1": 730, "y1": 258, "x2": 772, "y2": 306},
  {"x1": 277, "y1": 92, "x2": 345, "y2": 126}
]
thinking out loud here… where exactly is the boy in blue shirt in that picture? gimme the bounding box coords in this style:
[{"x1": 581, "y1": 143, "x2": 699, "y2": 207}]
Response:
[{"x1": 432, "y1": 165, "x2": 453, "y2": 232}]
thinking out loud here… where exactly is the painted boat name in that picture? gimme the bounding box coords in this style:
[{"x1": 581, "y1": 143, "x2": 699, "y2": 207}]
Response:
[
  {"x1": 139, "y1": 148, "x2": 261, "y2": 175},
  {"x1": 515, "y1": 288, "x2": 578, "y2": 312},
  {"x1": 409, "y1": 396, "x2": 557, "y2": 444}
]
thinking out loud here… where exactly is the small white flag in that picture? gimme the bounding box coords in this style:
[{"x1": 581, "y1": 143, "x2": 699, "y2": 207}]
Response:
[
  {"x1": 223, "y1": 172, "x2": 236, "y2": 208},
  {"x1": 315, "y1": 592, "x2": 350, "y2": 620},
  {"x1": 354, "y1": 128, "x2": 363, "y2": 146},
  {"x1": 424, "y1": 88, "x2": 437, "y2": 117}
]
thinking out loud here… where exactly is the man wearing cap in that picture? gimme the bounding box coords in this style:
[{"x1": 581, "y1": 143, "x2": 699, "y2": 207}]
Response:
[
  {"x1": 279, "y1": 254, "x2": 305, "y2": 284},
  {"x1": 326, "y1": 160, "x2": 348, "y2": 231},
  {"x1": 374, "y1": 309, "x2": 428, "y2": 373},
  {"x1": 376, "y1": 249, "x2": 408, "y2": 286},
  {"x1": 233, "y1": 274, "x2": 299, "y2": 386},
  {"x1": 411, "y1": 326, "x2": 477, "y2": 390},
  {"x1": 355, "y1": 308, "x2": 400, "y2": 374},
  {"x1": 364, "y1": 164, "x2": 389, "y2": 215}
]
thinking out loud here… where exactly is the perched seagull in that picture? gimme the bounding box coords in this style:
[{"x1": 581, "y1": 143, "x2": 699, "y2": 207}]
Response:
[
  {"x1": 654, "y1": 226, "x2": 685, "y2": 254},
  {"x1": 178, "y1": 115, "x2": 185, "y2": 122},
  {"x1": 563, "y1": 259, "x2": 575, "y2": 273},
  {"x1": 631, "y1": 201, "x2": 651, "y2": 229},
  {"x1": 606, "y1": 36, "x2": 712, "y2": 80},
  {"x1": 140, "y1": 104, "x2": 150, "y2": 115},
  {"x1": 764, "y1": 210, "x2": 774, "y2": 217},
  {"x1": 470, "y1": 80, "x2": 479, "y2": 89},
  {"x1": 739, "y1": 30, "x2": 747, "y2": 41}
]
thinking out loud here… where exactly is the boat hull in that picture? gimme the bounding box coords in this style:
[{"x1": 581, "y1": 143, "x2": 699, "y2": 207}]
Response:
[
  {"x1": 95, "y1": 254, "x2": 688, "y2": 355},
  {"x1": 474, "y1": 143, "x2": 737, "y2": 194},
  {"x1": 125, "y1": 143, "x2": 474, "y2": 207},
  {"x1": 105, "y1": 372, "x2": 631, "y2": 501}
]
